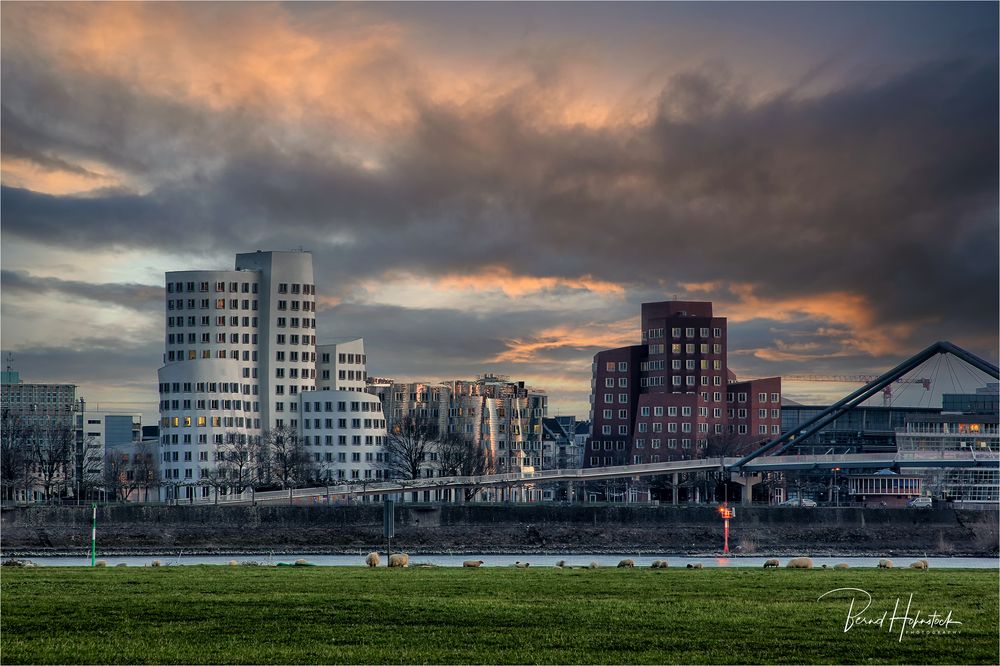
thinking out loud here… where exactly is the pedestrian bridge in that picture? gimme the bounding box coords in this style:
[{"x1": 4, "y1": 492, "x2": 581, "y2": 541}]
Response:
[{"x1": 210, "y1": 449, "x2": 997, "y2": 505}]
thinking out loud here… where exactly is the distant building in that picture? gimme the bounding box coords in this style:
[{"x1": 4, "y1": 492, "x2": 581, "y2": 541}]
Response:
[
  {"x1": 316, "y1": 338, "x2": 369, "y2": 392},
  {"x1": 781, "y1": 405, "x2": 943, "y2": 453},
  {"x1": 1, "y1": 373, "x2": 79, "y2": 502},
  {"x1": 157, "y1": 250, "x2": 318, "y2": 501},
  {"x1": 846, "y1": 469, "x2": 923, "y2": 507},
  {"x1": 300, "y1": 339, "x2": 388, "y2": 484},
  {"x1": 896, "y1": 404, "x2": 998, "y2": 504},
  {"x1": 585, "y1": 300, "x2": 781, "y2": 470}
]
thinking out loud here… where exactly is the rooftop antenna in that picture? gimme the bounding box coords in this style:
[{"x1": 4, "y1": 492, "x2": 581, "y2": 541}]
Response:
[{"x1": 5, "y1": 352, "x2": 12, "y2": 373}]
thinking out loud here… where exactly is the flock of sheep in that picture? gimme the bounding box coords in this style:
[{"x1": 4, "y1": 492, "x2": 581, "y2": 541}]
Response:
[{"x1": 363, "y1": 553, "x2": 932, "y2": 569}]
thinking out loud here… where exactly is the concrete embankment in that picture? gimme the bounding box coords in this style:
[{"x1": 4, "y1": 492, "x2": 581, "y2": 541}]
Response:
[{"x1": 2, "y1": 504, "x2": 996, "y2": 556}]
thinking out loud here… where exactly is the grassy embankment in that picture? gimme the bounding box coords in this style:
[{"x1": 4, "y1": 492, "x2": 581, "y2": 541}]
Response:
[{"x1": 2, "y1": 566, "x2": 996, "y2": 664}]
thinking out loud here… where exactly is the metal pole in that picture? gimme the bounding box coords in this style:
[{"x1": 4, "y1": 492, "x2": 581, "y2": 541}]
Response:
[
  {"x1": 90, "y1": 502, "x2": 97, "y2": 566},
  {"x1": 724, "y1": 516, "x2": 729, "y2": 554}
]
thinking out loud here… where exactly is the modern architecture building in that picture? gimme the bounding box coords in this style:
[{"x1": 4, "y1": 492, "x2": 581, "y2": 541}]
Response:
[
  {"x1": 585, "y1": 301, "x2": 781, "y2": 469},
  {"x1": 370, "y1": 374, "x2": 548, "y2": 499},
  {"x1": 301, "y1": 339, "x2": 388, "y2": 484},
  {"x1": 157, "y1": 250, "x2": 317, "y2": 500}
]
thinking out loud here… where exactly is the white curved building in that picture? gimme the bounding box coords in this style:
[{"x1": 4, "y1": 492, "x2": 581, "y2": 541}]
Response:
[
  {"x1": 298, "y1": 390, "x2": 388, "y2": 484},
  {"x1": 157, "y1": 251, "x2": 316, "y2": 501}
]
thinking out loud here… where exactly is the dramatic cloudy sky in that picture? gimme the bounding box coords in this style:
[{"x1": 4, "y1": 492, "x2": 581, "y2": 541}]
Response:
[{"x1": 2, "y1": 1, "x2": 997, "y2": 423}]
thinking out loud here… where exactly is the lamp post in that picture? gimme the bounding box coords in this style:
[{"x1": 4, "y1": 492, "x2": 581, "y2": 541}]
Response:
[
  {"x1": 718, "y1": 503, "x2": 734, "y2": 553},
  {"x1": 833, "y1": 467, "x2": 840, "y2": 508}
]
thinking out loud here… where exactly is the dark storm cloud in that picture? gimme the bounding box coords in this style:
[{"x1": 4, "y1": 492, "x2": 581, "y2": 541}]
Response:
[
  {"x1": 1, "y1": 4, "x2": 997, "y2": 366},
  {"x1": 319, "y1": 302, "x2": 618, "y2": 380},
  {"x1": 1, "y1": 269, "x2": 163, "y2": 312}
]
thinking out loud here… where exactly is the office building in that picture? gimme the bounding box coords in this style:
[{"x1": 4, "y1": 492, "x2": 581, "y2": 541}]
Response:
[
  {"x1": 157, "y1": 250, "x2": 317, "y2": 500},
  {"x1": 585, "y1": 301, "x2": 780, "y2": 469}
]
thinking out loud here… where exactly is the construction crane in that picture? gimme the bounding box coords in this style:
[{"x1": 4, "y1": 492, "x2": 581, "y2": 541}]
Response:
[{"x1": 783, "y1": 375, "x2": 931, "y2": 407}]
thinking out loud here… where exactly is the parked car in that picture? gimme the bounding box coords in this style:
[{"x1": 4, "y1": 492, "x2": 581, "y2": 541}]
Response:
[
  {"x1": 777, "y1": 498, "x2": 817, "y2": 508},
  {"x1": 907, "y1": 496, "x2": 933, "y2": 508}
]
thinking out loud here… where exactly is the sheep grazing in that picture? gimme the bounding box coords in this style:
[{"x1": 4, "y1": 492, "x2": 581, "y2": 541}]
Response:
[
  {"x1": 617, "y1": 559, "x2": 636, "y2": 568},
  {"x1": 877, "y1": 559, "x2": 893, "y2": 569},
  {"x1": 834, "y1": 563, "x2": 849, "y2": 570},
  {"x1": 115, "y1": 563, "x2": 128, "y2": 567},
  {"x1": 651, "y1": 560, "x2": 668, "y2": 569},
  {"x1": 514, "y1": 561, "x2": 530, "y2": 568},
  {"x1": 365, "y1": 552, "x2": 381, "y2": 568},
  {"x1": 94, "y1": 560, "x2": 107, "y2": 568},
  {"x1": 821, "y1": 564, "x2": 829, "y2": 569},
  {"x1": 554, "y1": 560, "x2": 566, "y2": 568},
  {"x1": 786, "y1": 557, "x2": 813, "y2": 569},
  {"x1": 150, "y1": 560, "x2": 162, "y2": 567},
  {"x1": 686, "y1": 563, "x2": 704, "y2": 569},
  {"x1": 763, "y1": 559, "x2": 780, "y2": 568},
  {"x1": 388, "y1": 553, "x2": 409, "y2": 568},
  {"x1": 463, "y1": 560, "x2": 484, "y2": 568},
  {"x1": 589, "y1": 561, "x2": 600, "y2": 569},
  {"x1": 909, "y1": 560, "x2": 929, "y2": 570}
]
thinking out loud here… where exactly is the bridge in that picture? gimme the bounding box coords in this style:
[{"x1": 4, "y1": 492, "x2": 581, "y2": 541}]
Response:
[
  {"x1": 204, "y1": 449, "x2": 997, "y2": 505},
  {"x1": 193, "y1": 340, "x2": 997, "y2": 507}
]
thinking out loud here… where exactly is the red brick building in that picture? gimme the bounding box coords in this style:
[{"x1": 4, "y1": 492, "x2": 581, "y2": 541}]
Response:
[{"x1": 586, "y1": 301, "x2": 780, "y2": 468}]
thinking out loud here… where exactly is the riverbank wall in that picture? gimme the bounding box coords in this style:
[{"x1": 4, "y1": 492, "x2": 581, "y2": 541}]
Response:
[{"x1": 2, "y1": 504, "x2": 996, "y2": 556}]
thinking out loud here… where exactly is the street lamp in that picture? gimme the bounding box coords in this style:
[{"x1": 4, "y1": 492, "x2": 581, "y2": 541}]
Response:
[
  {"x1": 718, "y1": 503, "x2": 735, "y2": 553},
  {"x1": 832, "y1": 467, "x2": 841, "y2": 507}
]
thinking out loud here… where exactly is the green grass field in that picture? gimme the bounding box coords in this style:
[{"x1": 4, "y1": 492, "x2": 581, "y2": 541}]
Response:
[{"x1": 1, "y1": 566, "x2": 996, "y2": 664}]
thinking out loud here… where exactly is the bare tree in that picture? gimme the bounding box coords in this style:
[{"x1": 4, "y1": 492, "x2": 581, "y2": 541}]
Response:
[
  {"x1": 216, "y1": 432, "x2": 258, "y2": 494},
  {"x1": 437, "y1": 433, "x2": 495, "y2": 500},
  {"x1": 263, "y1": 426, "x2": 312, "y2": 489},
  {"x1": 131, "y1": 441, "x2": 159, "y2": 503},
  {"x1": 76, "y1": 435, "x2": 105, "y2": 502},
  {"x1": 103, "y1": 450, "x2": 131, "y2": 502},
  {"x1": 383, "y1": 416, "x2": 438, "y2": 481},
  {"x1": 33, "y1": 424, "x2": 75, "y2": 502},
  {"x1": 1, "y1": 410, "x2": 34, "y2": 502}
]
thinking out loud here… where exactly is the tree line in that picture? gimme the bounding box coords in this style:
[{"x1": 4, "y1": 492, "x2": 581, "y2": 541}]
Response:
[{"x1": 2, "y1": 411, "x2": 497, "y2": 504}]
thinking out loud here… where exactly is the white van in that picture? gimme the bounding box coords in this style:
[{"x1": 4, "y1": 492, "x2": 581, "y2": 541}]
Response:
[{"x1": 907, "y1": 496, "x2": 933, "y2": 508}]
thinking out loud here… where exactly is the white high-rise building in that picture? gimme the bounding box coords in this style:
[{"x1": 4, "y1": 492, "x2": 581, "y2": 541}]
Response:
[
  {"x1": 301, "y1": 338, "x2": 389, "y2": 485},
  {"x1": 157, "y1": 250, "x2": 317, "y2": 501}
]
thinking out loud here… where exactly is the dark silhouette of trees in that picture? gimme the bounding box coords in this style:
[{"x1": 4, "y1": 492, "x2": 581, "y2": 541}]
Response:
[
  {"x1": 436, "y1": 433, "x2": 496, "y2": 500},
  {"x1": 383, "y1": 416, "x2": 438, "y2": 481}
]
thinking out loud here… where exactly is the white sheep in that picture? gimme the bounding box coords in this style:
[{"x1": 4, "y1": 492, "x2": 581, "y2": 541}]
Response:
[
  {"x1": 365, "y1": 552, "x2": 381, "y2": 568},
  {"x1": 463, "y1": 560, "x2": 484, "y2": 568},
  {"x1": 763, "y1": 559, "x2": 780, "y2": 568},
  {"x1": 617, "y1": 559, "x2": 635, "y2": 568},
  {"x1": 388, "y1": 553, "x2": 409, "y2": 568},
  {"x1": 786, "y1": 557, "x2": 813, "y2": 569},
  {"x1": 878, "y1": 559, "x2": 893, "y2": 569},
  {"x1": 834, "y1": 563, "x2": 849, "y2": 570},
  {"x1": 686, "y1": 563, "x2": 704, "y2": 569}
]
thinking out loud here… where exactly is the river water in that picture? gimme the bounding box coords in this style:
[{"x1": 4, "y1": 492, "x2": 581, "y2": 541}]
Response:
[{"x1": 12, "y1": 554, "x2": 1000, "y2": 568}]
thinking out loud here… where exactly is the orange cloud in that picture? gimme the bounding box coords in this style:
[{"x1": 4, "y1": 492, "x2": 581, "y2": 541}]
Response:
[
  {"x1": 493, "y1": 318, "x2": 637, "y2": 364},
  {"x1": 0, "y1": 156, "x2": 130, "y2": 196},
  {"x1": 686, "y1": 282, "x2": 933, "y2": 358},
  {"x1": 434, "y1": 266, "x2": 626, "y2": 298}
]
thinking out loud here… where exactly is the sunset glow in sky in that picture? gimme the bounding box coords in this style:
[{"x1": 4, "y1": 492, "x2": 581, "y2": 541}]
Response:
[{"x1": 2, "y1": 1, "x2": 997, "y2": 422}]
